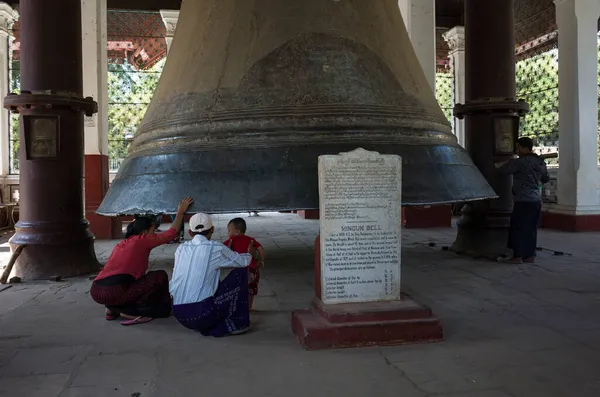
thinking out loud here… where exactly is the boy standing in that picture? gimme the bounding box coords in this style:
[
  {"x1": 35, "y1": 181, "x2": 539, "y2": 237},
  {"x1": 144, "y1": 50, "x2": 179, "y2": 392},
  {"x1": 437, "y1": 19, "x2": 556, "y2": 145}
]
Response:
[{"x1": 224, "y1": 218, "x2": 265, "y2": 310}]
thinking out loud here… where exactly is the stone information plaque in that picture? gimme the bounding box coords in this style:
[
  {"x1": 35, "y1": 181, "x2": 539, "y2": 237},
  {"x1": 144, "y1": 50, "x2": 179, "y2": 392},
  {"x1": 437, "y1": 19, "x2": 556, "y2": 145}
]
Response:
[{"x1": 319, "y1": 148, "x2": 402, "y2": 305}]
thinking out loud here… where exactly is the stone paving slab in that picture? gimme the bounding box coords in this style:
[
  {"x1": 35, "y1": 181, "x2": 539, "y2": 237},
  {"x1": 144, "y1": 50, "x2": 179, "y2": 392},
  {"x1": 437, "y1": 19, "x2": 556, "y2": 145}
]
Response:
[
  {"x1": 58, "y1": 383, "x2": 152, "y2": 397},
  {"x1": 0, "y1": 213, "x2": 600, "y2": 396},
  {"x1": 0, "y1": 374, "x2": 71, "y2": 397},
  {"x1": 70, "y1": 352, "x2": 158, "y2": 387},
  {"x1": 0, "y1": 345, "x2": 92, "y2": 378}
]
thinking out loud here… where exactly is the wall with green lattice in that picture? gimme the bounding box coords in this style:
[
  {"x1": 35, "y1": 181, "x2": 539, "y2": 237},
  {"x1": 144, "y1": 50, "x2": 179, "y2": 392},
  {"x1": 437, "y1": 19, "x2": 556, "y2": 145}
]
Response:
[
  {"x1": 435, "y1": 70, "x2": 455, "y2": 132},
  {"x1": 516, "y1": 45, "x2": 559, "y2": 163},
  {"x1": 6, "y1": 26, "x2": 600, "y2": 175}
]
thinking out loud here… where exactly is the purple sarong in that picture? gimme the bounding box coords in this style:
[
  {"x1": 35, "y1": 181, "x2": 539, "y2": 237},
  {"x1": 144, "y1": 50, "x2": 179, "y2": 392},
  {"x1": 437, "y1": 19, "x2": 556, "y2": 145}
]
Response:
[{"x1": 172, "y1": 268, "x2": 249, "y2": 337}]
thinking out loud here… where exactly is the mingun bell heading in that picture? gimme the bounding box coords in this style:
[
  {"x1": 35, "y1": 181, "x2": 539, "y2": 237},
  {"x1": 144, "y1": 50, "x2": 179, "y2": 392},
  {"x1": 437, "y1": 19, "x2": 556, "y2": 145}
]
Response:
[{"x1": 97, "y1": 0, "x2": 497, "y2": 216}]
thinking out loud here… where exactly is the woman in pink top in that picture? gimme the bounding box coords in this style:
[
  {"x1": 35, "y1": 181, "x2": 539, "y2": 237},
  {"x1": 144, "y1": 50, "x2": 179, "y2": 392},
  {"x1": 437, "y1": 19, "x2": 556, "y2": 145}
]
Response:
[{"x1": 90, "y1": 197, "x2": 193, "y2": 326}]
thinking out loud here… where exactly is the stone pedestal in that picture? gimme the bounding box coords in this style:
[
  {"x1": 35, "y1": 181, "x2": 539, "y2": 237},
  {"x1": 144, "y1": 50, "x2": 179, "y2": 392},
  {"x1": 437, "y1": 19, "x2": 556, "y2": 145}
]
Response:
[
  {"x1": 292, "y1": 235, "x2": 443, "y2": 350},
  {"x1": 291, "y1": 149, "x2": 442, "y2": 350},
  {"x1": 4, "y1": 0, "x2": 100, "y2": 279}
]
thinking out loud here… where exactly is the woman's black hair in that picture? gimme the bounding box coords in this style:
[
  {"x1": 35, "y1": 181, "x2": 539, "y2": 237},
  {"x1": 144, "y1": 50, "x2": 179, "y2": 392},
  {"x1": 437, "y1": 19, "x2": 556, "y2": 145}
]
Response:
[{"x1": 125, "y1": 216, "x2": 157, "y2": 239}]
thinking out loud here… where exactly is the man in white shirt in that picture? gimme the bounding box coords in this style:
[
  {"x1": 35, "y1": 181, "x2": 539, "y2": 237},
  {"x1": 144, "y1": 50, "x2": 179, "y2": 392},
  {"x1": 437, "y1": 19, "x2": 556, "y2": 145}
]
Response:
[{"x1": 170, "y1": 213, "x2": 259, "y2": 337}]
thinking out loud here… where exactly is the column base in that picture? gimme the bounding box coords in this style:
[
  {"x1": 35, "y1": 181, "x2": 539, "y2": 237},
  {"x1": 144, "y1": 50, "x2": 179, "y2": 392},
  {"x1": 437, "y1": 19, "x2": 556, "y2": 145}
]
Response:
[
  {"x1": 541, "y1": 211, "x2": 600, "y2": 232},
  {"x1": 298, "y1": 210, "x2": 319, "y2": 220},
  {"x1": 85, "y1": 154, "x2": 114, "y2": 239},
  {"x1": 7, "y1": 238, "x2": 100, "y2": 280},
  {"x1": 452, "y1": 209, "x2": 513, "y2": 260},
  {"x1": 402, "y1": 205, "x2": 452, "y2": 228},
  {"x1": 291, "y1": 296, "x2": 443, "y2": 350},
  {"x1": 86, "y1": 213, "x2": 118, "y2": 240}
]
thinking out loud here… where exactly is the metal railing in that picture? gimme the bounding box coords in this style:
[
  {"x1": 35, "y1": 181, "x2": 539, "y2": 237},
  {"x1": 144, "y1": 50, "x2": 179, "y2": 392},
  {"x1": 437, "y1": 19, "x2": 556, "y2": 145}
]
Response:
[{"x1": 109, "y1": 157, "x2": 124, "y2": 173}]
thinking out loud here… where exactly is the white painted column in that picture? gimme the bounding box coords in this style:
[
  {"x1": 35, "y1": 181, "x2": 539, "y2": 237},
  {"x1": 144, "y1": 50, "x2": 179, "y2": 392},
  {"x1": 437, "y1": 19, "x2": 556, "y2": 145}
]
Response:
[
  {"x1": 0, "y1": 3, "x2": 17, "y2": 178},
  {"x1": 398, "y1": 0, "x2": 437, "y2": 93},
  {"x1": 160, "y1": 10, "x2": 180, "y2": 54},
  {"x1": 553, "y1": 0, "x2": 600, "y2": 215},
  {"x1": 443, "y1": 26, "x2": 465, "y2": 147},
  {"x1": 82, "y1": 0, "x2": 108, "y2": 157}
]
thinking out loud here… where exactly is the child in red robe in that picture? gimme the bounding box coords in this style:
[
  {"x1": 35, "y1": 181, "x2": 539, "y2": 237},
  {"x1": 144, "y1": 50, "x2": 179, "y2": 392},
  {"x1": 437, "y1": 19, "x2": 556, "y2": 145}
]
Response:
[{"x1": 223, "y1": 217, "x2": 265, "y2": 310}]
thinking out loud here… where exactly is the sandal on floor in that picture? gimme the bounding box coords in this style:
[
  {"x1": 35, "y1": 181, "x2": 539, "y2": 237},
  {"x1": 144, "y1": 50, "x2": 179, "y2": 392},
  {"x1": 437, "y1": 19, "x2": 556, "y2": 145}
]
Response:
[
  {"x1": 229, "y1": 326, "x2": 250, "y2": 336},
  {"x1": 120, "y1": 316, "x2": 154, "y2": 326},
  {"x1": 105, "y1": 310, "x2": 120, "y2": 321}
]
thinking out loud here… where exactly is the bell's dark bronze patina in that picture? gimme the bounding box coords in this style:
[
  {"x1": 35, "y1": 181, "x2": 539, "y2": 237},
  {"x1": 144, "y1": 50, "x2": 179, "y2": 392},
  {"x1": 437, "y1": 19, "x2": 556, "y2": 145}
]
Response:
[{"x1": 97, "y1": 0, "x2": 497, "y2": 216}]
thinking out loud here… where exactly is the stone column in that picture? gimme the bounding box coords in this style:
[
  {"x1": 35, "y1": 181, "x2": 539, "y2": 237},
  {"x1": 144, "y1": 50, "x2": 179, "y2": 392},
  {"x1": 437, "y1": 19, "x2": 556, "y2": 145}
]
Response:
[
  {"x1": 443, "y1": 26, "x2": 466, "y2": 147},
  {"x1": 160, "y1": 10, "x2": 179, "y2": 54},
  {"x1": 82, "y1": 0, "x2": 115, "y2": 239},
  {"x1": 4, "y1": 0, "x2": 99, "y2": 279},
  {"x1": 0, "y1": 4, "x2": 17, "y2": 180},
  {"x1": 541, "y1": 0, "x2": 600, "y2": 231},
  {"x1": 451, "y1": 0, "x2": 529, "y2": 258},
  {"x1": 398, "y1": 0, "x2": 436, "y2": 93}
]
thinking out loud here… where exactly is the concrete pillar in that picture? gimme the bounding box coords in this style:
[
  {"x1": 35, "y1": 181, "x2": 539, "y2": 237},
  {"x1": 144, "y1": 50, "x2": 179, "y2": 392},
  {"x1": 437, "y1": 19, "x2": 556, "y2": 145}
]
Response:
[
  {"x1": 160, "y1": 10, "x2": 179, "y2": 54},
  {"x1": 443, "y1": 26, "x2": 466, "y2": 147},
  {"x1": 542, "y1": 0, "x2": 600, "y2": 231},
  {"x1": 82, "y1": 0, "x2": 115, "y2": 239},
  {"x1": 398, "y1": 0, "x2": 436, "y2": 93},
  {"x1": 398, "y1": 0, "x2": 453, "y2": 228}
]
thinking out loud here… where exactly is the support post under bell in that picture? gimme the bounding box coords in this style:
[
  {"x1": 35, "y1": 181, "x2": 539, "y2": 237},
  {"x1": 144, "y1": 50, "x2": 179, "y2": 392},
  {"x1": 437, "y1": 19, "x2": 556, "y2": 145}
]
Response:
[
  {"x1": 3, "y1": 0, "x2": 100, "y2": 280},
  {"x1": 452, "y1": 98, "x2": 530, "y2": 259}
]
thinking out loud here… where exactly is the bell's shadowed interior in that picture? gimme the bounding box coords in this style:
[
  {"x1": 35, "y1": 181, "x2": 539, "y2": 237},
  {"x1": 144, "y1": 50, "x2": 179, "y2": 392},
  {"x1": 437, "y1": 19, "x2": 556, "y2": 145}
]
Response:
[{"x1": 97, "y1": 0, "x2": 497, "y2": 216}]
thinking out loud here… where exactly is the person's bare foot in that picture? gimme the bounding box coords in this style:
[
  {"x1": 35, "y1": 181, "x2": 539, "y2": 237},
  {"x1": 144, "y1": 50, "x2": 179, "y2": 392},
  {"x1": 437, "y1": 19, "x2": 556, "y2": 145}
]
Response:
[
  {"x1": 523, "y1": 257, "x2": 535, "y2": 263},
  {"x1": 105, "y1": 309, "x2": 120, "y2": 320},
  {"x1": 498, "y1": 256, "x2": 523, "y2": 264}
]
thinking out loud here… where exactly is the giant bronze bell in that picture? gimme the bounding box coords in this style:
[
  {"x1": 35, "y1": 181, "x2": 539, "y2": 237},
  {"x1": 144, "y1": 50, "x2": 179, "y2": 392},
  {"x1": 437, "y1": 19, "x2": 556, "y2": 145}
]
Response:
[{"x1": 97, "y1": 0, "x2": 497, "y2": 216}]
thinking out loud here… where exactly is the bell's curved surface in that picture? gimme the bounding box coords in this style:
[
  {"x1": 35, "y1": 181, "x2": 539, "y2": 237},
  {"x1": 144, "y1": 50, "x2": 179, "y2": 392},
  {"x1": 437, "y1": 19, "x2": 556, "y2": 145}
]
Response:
[{"x1": 97, "y1": 0, "x2": 497, "y2": 216}]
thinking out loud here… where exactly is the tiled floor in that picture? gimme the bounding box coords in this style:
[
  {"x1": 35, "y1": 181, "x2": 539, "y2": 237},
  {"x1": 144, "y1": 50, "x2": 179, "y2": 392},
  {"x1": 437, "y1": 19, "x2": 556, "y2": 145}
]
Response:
[{"x1": 1, "y1": 212, "x2": 600, "y2": 396}]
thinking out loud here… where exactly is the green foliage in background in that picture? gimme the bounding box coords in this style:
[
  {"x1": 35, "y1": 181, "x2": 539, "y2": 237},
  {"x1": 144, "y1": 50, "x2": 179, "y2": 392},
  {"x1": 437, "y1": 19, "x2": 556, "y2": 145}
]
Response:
[
  {"x1": 107, "y1": 58, "x2": 165, "y2": 170},
  {"x1": 516, "y1": 48, "x2": 559, "y2": 146}
]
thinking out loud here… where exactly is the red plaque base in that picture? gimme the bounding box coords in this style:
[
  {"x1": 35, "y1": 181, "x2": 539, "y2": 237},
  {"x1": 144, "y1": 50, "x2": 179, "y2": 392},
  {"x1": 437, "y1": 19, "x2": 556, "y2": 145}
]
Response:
[
  {"x1": 298, "y1": 210, "x2": 320, "y2": 220},
  {"x1": 291, "y1": 296, "x2": 443, "y2": 350},
  {"x1": 402, "y1": 205, "x2": 452, "y2": 228}
]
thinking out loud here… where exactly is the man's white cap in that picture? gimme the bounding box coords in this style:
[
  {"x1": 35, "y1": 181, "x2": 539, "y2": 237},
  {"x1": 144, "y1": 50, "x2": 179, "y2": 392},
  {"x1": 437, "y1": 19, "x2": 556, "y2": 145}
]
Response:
[{"x1": 189, "y1": 213, "x2": 213, "y2": 233}]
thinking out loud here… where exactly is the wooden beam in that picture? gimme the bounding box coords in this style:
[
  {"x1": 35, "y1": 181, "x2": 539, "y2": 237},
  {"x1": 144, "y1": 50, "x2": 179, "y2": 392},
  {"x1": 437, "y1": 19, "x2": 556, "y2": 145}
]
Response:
[
  {"x1": 9, "y1": 0, "x2": 465, "y2": 26},
  {"x1": 107, "y1": 0, "x2": 181, "y2": 10},
  {"x1": 436, "y1": 15, "x2": 463, "y2": 29},
  {"x1": 8, "y1": 0, "x2": 182, "y2": 11}
]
